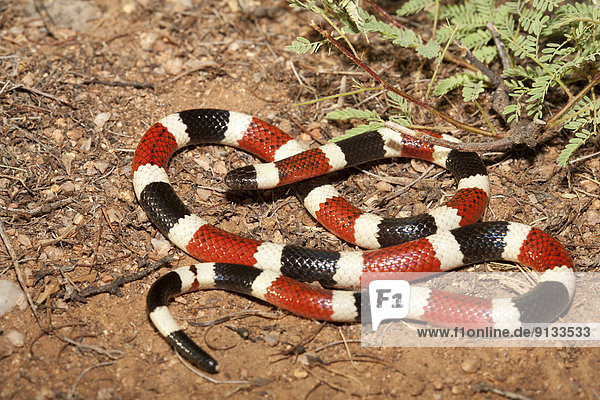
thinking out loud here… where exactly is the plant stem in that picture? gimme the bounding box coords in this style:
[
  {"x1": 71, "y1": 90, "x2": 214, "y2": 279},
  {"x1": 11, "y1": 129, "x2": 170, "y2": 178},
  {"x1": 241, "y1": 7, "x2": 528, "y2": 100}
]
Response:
[
  {"x1": 473, "y1": 100, "x2": 496, "y2": 136},
  {"x1": 364, "y1": 0, "x2": 409, "y2": 29},
  {"x1": 547, "y1": 71, "x2": 600, "y2": 129},
  {"x1": 311, "y1": 21, "x2": 494, "y2": 137},
  {"x1": 295, "y1": 86, "x2": 383, "y2": 106},
  {"x1": 427, "y1": 25, "x2": 459, "y2": 101},
  {"x1": 385, "y1": 121, "x2": 514, "y2": 151},
  {"x1": 497, "y1": 29, "x2": 573, "y2": 98},
  {"x1": 367, "y1": 0, "x2": 477, "y2": 72}
]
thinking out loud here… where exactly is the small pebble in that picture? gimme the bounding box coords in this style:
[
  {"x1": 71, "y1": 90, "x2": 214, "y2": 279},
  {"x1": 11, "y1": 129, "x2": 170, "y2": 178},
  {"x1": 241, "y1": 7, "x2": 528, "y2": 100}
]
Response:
[
  {"x1": 151, "y1": 236, "x2": 172, "y2": 257},
  {"x1": 375, "y1": 181, "x2": 392, "y2": 192},
  {"x1": 461, "y1": 358, "x2": 481, "y2": 373},
  {"x1": 293, "y1": 369, "x2": 308, "y2": 379},
  {"x1": 6, "y1": 331, "x2": 25, "y2": 347},
  {"x1": 93, "y1": 112, "x2": 111, "y2": 129},
  {"x1": 73, "y1": 213, "x2": 84, "y2": 225},
  {"x1": 122, "y1": 2, "x2": 136, "y2": 13},
  {"x1": 451, "y1": 384, "x2": 464, "y2": 395},
  {"x1": 298, "y1": 351, "x2": 318, "y2": 366},
  {"x1": 17, "y1": 234, "x2": 31, "y2": 248},
  {"x1": 263, "y1": 333, "x2": 279, "y2": 347},
  {"x1": 0, "y1": 337, "x2": 15, "y2": 359},
  {"x1": 0, "y1": 280, "x2": 27, "y2": 317},
  {"x1": 94, "y1": 160, "x2": 110, "y2": 174},
  {"x1": 409, "y1": 380, "x2": 426, "y2": 396},
  {"x1": 212, "y1": 161, "x2": 228, "y2": 176}
]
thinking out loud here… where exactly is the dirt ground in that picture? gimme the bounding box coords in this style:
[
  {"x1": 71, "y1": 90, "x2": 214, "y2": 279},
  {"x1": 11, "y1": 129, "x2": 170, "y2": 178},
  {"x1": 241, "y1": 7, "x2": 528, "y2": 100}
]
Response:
[{"x1": 1, "y1": 0, "x2": 599, "y2": 399}]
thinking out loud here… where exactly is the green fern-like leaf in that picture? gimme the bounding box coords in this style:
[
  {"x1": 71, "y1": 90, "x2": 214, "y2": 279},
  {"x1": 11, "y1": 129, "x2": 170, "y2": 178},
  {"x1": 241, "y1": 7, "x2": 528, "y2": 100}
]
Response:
[
  {"x1": 508, "y1": 34, "x2": 538, "y2": 58},
  {"x1": 286, "y1": 37, "x2": 322, "y2": 54},
  {"x1": 493, "y1": 4, "x2": 518, "y2": 38},
  {"x1": 391, "y1": 28, "x2": 423, "y2": 48},
  {"x1": 326, "y1": 107, "x2": 381, "y2": 121},
  {"x1": 387, "y1": 91, "x2": 409, "y2": 109},
  {"x1": 362, "y1": 11, "x2": 397, "y2": 35},
  {"x1": 472, "y1": 46, "x2": 497, "y2": 63},
  {"x1": 438, "y1": 3, "x2": 469, "y2": 20},
  {"x1": 503, "y1": 104, "x2": 521, "y2": 124},
  {"x1": 329, "y1": 121, "x2": 386, "y2": 142},
  {"x1": 389, "y1": 114, "x2": 411, "y2": 127},
  {"x1": 329, "y1": 0, "x2": 367, "y2": 35},
  {"x1": 386, "y1": 91, "x2": 412, "y2": 124},
  {"x1": 360, "y1": 10, "x2": 428, "y2": 52},
  {"x1": 416, "y1": 39, "x2": 441, "y2": 59},
  {"x1": 525, "y1": 74, "x2": 553, "y2": 118},
  {"x1": 504, "y1": 78, "x2": 527, "y2": 124},
  {"x1": 396, "y1": 0, "x2": 435, "y2": 17},
  {"x1": 462, "y1": 79, "x2": 485, "y2": 102},
  {"x1": 519, "y1": 7, "x2": 550, "y2": 36},
  {"x1": 434, "y1": 26, "x2": 455, "y2": 44},
  {"x1": 461, "y1": 29, "x2": 493, "y2": 50},
  {"x1": 557, "y1": 129, "x2": 593, "y2": 166},
  {"x1": 563, "y1": 117, "x2": 588, "y2": 131},
  {"x1": 434, "y1": 72, "x2": 487, "y2": 98},
  {"x1": 439, "y1": 2, "x2": 489, "y2": 29},
  {"x1": 532, "y1": 0, "x2": 560, "y2": 13},
  {"x1": 503, "y1": 65, "x2": 543, "y2": 81},
  {"x1": 553, "y1": 3, "x2": 600, "y2": 29},
  {"x1": 473, "y1": 0, "x2": 494, "y2": 19},
  {"x1": 539, "y1": 41, "x2": 574, "y2": 64},
  {"x1": 434, "y1": 74, "x2": 469, "y2": 97}
]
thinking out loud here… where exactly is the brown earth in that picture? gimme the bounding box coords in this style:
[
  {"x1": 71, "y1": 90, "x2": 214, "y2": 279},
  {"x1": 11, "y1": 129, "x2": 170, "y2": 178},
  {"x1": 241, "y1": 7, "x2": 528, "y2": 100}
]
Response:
[{"x1": 1, "y1": 0, "x2": 599, "y2": 399}]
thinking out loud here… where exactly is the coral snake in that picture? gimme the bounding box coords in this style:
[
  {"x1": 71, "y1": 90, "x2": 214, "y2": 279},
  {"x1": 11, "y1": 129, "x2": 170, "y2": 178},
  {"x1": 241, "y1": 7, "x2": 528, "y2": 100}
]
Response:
[{"x1": 132, "y1": 109, "x2": 574, "y2": 373}]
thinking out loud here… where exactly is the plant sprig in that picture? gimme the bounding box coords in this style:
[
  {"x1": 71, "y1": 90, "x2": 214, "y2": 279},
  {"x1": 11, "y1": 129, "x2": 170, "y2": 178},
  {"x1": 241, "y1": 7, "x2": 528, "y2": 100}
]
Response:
[{"x1": 287, "y1": 0, "x2": 600, "y2": 165}]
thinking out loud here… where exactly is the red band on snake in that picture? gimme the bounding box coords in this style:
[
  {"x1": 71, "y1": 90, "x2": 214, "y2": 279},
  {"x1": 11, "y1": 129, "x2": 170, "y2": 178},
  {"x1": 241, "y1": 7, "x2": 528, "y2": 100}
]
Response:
[{"x1": 133, "y1": 109, "x2": 574, "y2": 373}]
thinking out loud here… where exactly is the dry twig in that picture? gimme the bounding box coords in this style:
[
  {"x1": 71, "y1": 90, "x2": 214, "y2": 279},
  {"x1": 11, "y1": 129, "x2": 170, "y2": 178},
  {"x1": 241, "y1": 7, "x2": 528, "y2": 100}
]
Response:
[
  {"x1": 473, "y1": 382, "x2": 535, "y2": 400},
  {"x1": 68, "y1": 255, "x2": 174, "y2": 300},
  {"x1": 0, "y1": 198, "x2": 75, "y2": 217},
  {"x1": 0, "y1": 217, "x2": 42, "y2": 327},
  {"x1": 10, "y1": 83, "x2": 74, "y2": 108},
  {"x1": 68, "y1": 71, "x2": 155, "y2": 89},
  {"x1": 68, "y1": 361, "x2": 115, "y2": 400}
]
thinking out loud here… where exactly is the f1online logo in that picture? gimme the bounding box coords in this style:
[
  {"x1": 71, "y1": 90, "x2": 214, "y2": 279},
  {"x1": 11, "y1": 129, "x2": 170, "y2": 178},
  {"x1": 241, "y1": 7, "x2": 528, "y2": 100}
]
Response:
[
  {"x1": 375, "y1": 288, "x2": 404, "y2": 308},
  {"x1": 368, "y1": 280, "x2": 411, "y2": 331}
]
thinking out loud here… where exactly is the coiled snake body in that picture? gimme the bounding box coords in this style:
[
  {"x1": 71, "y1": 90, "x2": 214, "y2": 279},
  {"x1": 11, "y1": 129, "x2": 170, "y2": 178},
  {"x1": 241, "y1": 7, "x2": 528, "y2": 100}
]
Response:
[{"x1": 132, "y1": 109, "x2": 574, "y2": 373}]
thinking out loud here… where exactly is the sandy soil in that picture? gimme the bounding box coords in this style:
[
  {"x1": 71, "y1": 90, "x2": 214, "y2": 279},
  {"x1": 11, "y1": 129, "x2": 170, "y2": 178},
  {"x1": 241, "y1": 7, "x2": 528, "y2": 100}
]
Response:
[{"x1": 1, "y1": 0, "x2": 599, "y2": 399}]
